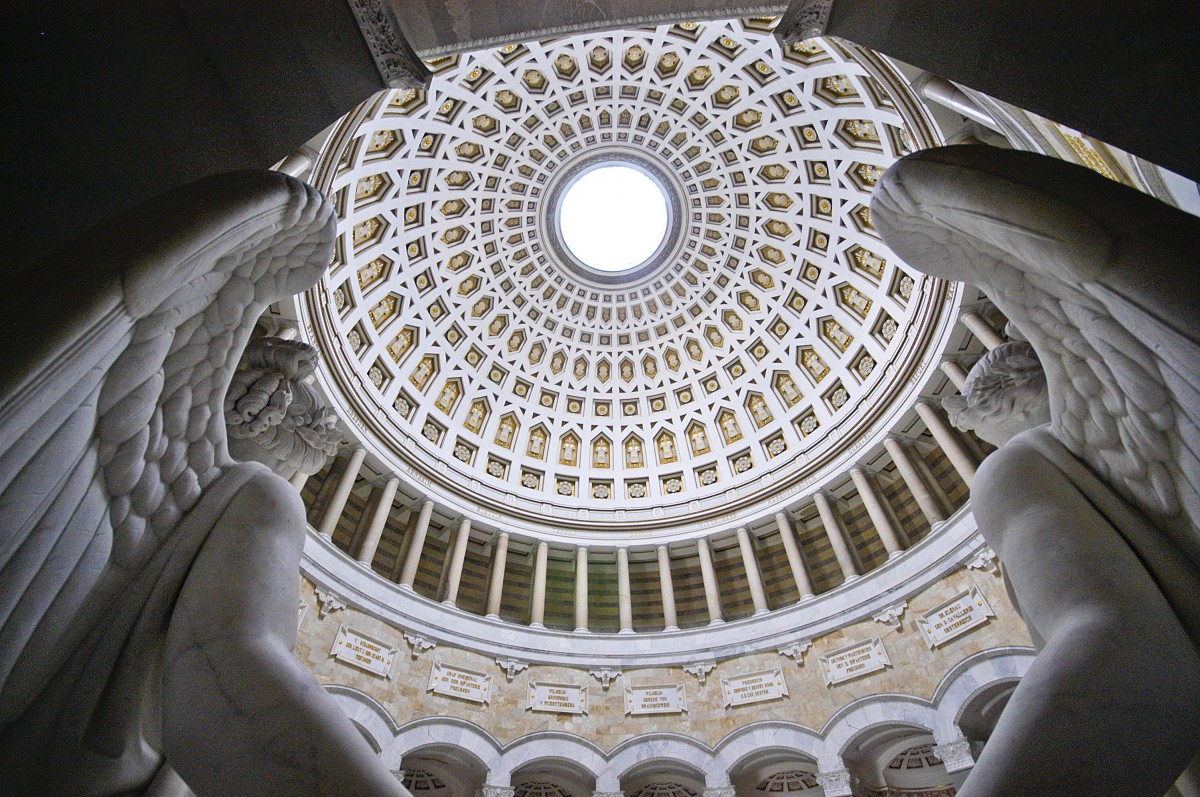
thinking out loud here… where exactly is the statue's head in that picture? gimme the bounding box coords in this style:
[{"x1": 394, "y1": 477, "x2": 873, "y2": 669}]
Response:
[{"x1": 942, "y1": 341, "x2": 1050, "y2": 447}]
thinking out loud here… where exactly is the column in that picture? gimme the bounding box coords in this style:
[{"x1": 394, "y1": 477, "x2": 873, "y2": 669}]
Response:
[
  {"x1": 616, "y1": 548, "x2": 634, "y2": 634},
  {"x1": 529, "y1": 541, "x2": 549, "y2": 628},
  {"x1": 775, "y1": 512, "x2": 815, "y2": 599},
  {"x1": 814, "y1": 491, "x2": 860, "y2": 582},
  {"x1": 960, "y1": 310, "x2": 1005, "y2": 350},
  {"x1": 484, "y1": 532, "x2": 510, "y2": 619},
  {"x1": 850, "y1": 468, "x2": 903, "y2": 558},
  {"x1": 356, "y1": 476, "x2": 399, "y2": 566},
  {"x1": 695, "y1": 537, "x2": 724, "y2": 625},
  {"x1": 441, "y1": 518, "x2": 472, "y2": 607},
  {"x1": 941, "y1": 359, "x2": 969, "y2": 391},
  {"x1": 921, "y1": 76, "x2": 999, "y2": 130},
  {"x1": 917, "y1": 402, "x2": 978, "y2": 487},
  {"x1": 884, "y1": 437, "x2": 947, "y2": 524},
  {"x1": 397, "y1": 499, "x2": 434, "y2": 589},
  {"x1": 275, "y1": 147, "x2": 313, "y2": 178},
  {"x1": 657, "y1": 545, "x2": 679, "y2": 631},
  {"x1": 736, "y1": 527, "x2": 770, "y2": 615},
  {"x1": 289, "y1": 469, "x2": 309, "y2": 493},
  {"x1": 574, "y1": 547, "x2": 589, "y2": 632},
  {"x1": 317, "y1": 445, "x2": 366, "y2": 537}
]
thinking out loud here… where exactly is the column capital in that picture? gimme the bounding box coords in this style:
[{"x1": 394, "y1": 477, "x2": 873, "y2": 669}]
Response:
[
  {"x1": 932, "y1": 736, "x2": 976, "y2": 773},
  {"x1": 815, "y1": 768, "x2": 853, "y2": 797},
  {"x1": 478, "y1": 787, "x2": 515, "y2": 797}
]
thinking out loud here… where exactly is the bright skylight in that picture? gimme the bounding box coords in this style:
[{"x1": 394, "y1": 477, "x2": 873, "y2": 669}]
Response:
[{"x1": 559, "y1": 166, "x2": 668, "y2": 272}]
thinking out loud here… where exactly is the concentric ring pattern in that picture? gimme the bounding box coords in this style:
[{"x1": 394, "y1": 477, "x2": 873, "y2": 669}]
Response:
[{"x1": 300, "y1": 18, "x2": 959, "y2": 540}]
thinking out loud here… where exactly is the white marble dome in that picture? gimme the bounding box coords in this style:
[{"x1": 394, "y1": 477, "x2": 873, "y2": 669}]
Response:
[{"x1": 299, "y1": 18, "x2": 960, "y2": 543}]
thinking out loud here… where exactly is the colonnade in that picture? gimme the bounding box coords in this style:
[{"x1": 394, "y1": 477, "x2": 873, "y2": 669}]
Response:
[
  {"x1": 296, "y1": 309, "x2": 1004, "y2": 633},
  {"x1": 301, "y1": 404, "x2": 978, "y2": 632}
]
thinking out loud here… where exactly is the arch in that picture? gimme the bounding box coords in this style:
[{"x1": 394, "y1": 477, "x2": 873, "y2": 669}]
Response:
[
  {"x1": 711, "y1": 721, "x2": 824, "y2": 782},
  {"x1": 820, "y1": 694, "x2": 940, "y2": 771},
  {"x1": 929, "y1": 645, "x2": 1035, "y2": 742},
  {"x1": 386, "y1": 716, "x2": 504, "y2": 775},
  {"x1": 604, "y1": 733, "x2": 715, "y2": 791},
  {"x1": 498, "y1": 732, "x2": 608, "y2": 784},
  {"x1": 322, "y1": 684, "x2": 400, "y2": 755}
]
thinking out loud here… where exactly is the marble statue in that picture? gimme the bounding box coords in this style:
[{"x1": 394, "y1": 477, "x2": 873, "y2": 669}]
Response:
[
  {"x1": 225, "y1": 329, "x2": 342, "y2": 479},
  {"x1": 0, "y1": 172, "x2": 409, "y2": 796},
  {"x1": 873, "y1": 144, "x2": 1200, "y2": 796}
]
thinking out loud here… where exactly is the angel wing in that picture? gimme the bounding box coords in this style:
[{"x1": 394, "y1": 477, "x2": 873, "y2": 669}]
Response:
[
  {"x1": 0, "y1": 171, "x2": 334, "y2": 728},
  {"x1": 871, "y1": 144, "x2": 1200, "y2": 561}
]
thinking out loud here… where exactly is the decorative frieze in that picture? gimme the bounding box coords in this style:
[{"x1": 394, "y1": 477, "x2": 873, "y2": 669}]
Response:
[
  {"x1": 624, "y1": 683, "x2": 688, "y2": 715},
  {"x1": 330, "y1": 625, "x2": 397, "y2": 678},
  {"x1": 720, "y1": 667, "x2": 789, "y2": 707},
  {"x1": 918, "y1": 588, "x2": 996, "y2": 648},
  {"x1": 429, "y1": 661, "x2": 493, "y2": 704},
  {"x1": 818, "y1": 637, "x2": 891, "y2": 685}
]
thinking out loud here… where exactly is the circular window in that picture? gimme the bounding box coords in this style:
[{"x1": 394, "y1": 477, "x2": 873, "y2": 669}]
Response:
[{"x1": 558, "y1": 165, "x2": 669, "y2": 273}]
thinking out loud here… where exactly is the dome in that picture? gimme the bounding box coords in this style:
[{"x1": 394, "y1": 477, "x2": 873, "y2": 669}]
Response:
[{"x1": 300, "y1": 18, "x2": 960, "y2": 545}]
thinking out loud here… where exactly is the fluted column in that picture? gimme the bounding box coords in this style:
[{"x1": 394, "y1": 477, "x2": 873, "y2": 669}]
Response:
[
  {"x1": 317, "y1": 446, "x2": 366, "y2": 537},
  {"x1": 696, "y1": 537, "x2": 724, "y2": 625},
  {"x1": 657, "y1": 545, "x2": 679, "y2": 631},
  {"x1": 814, "y1": 491, "x2": 859, "y2": 582},
  {"x1": 736, "y1": 527, "x2": 770, "y2": 615},
  {"x1": 850, "y1": 468, "x2": 903, "y2": 558},
  {"x1": 485, "y1": 532, "x2": 510, "y2": 619},
  {"x1": 397, "y1": 499, "x2": 435, "y2": 589},
  {"x1": 356, "y1": 476, "x2": 399, "y2": 566},
  {"x1": 441, "y1": 518, "x2": 472, "y2": 607},
  {"x1": 530, "y1": 541, "x2": 549, "y2": 628},
  {"x1": 774, "y1": 512, "x2": 815, "y2": 599},
  {"x1": 960, "y1": 310, "x2": 1005, "y2": 350},
  {"x1": 941, "y1": 359, "x2": 969, "y2": 391},
  {"x1": 884, "y1": 437, "x2": 947, "y2": 524},
  {"x1": 617, "y1": 548, "x2": 634, "y2": 633},
  {"x1": 917, "y1": 402, "x2": 978, "y2": 487},
  {"x1": 574, "y1": 547, "x2": 589, "y2": 632}
]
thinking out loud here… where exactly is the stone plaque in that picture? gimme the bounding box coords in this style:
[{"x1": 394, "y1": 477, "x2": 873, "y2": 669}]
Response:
[
  {"x1": 527, "y1": 681, "x2": 588, "y2": 714},
  {"x1": 917, "y1": 587, "x2": 996, "y2": 648},
  {"x1": 428, "y1": 661, "x2": 492, "y2": 704},
  {"x1": 720, "y1": 667, "x2": 789, "y2": 707},
  {"x1": 818, "y1": 637, "x2": 891, "y2": 685},
  {"x1": 330, "y1": 625, "x2": 397, "y2": 678},
  {"x1": 624, "y1": 683, "x2": 687, "y2": 715}
]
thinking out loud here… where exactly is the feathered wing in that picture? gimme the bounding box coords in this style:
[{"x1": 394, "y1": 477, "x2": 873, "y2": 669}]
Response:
[
  {"x1": 0, "y1": 171, "x2": 335, "y2": 724},
  {"x1": 871, "y1": 145, "x2": 1200, "y2": 560}
]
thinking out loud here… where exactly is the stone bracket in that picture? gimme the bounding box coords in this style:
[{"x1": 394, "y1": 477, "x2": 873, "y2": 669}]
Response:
[
  {"x1": 590, "y1": 668, "x2": 622, "y2": 690},
  {"x1": 346, "y1": 0, "x2": 433, "y2": 89},
  {"x1": 496, "y1": 657, "x2": 530, "y2": 682},
  {"x1": 683, "y1": 660, "x2": 717, "y2": 684},
  {"x1": 775, "y1": 0, "x2": 835, "y2": 46},
  {"x1": 404, "y1": 631, "x2": 438, "y2": 659}
]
